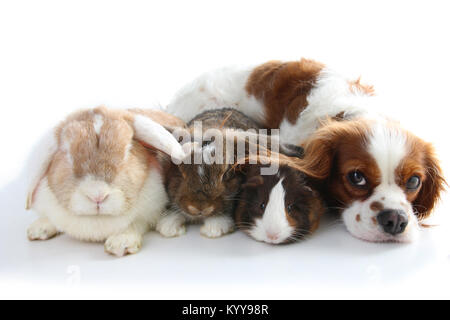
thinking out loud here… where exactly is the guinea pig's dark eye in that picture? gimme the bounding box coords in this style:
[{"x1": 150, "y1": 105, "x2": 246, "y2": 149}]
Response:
[
  {"x1": 347, "y1": 171, "x2": 367, "y2": 188},
  {"x1": 260, "y1": 202, "x2": 266, "y2": 210},
  {"x1": 287, "y1": 204, "x2": 294, "y2": 214},
  {"x1": 406, "y1": 175, "x2": 421, "y2": 190}
]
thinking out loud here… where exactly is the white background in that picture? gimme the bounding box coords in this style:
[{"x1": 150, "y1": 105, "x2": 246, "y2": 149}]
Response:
[{"x1": 0, "y1": 0, "x2": 449, "y2": 299}]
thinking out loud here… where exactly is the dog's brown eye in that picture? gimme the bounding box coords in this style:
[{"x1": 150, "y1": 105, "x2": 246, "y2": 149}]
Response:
[
  {"x1": 347, "y1": 171, "x2": 367, "y2": 187},
  {"x1": 406, "y1": 175, "x2": 421, "y2": 190}
]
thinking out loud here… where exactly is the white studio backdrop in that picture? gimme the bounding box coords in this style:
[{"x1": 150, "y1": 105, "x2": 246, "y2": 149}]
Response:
[{"x1": 0, "y1": 0, "x2": 449, "y2": 299}]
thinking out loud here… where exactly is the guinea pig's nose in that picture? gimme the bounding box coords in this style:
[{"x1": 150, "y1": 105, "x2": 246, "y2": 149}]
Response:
[
  {"x1": 266, "y1": 232, "x2": 279, "y2": 241},
  {"x1": 376, "y1": 209, "x2": 408, "y2": 235}
]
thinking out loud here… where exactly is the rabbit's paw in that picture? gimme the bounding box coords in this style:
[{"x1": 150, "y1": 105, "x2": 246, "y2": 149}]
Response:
[
  {"x1": 156, "y1": 213, "x2": 186, "y2": 238},
  {"x1": 200, "y1": 216, "x2": 234, "y2": 238},
  {"x1": 104, "y1": 233, "x2": 142, "y2": 257},
  {"x1": 27, "y1": 218, "x2": 59, "y2": 241}
]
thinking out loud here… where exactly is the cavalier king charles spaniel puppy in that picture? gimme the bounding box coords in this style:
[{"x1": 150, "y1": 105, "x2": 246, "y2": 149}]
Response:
[{"x1": 167, "y1": 59, "x2": 445, "y2": 243}]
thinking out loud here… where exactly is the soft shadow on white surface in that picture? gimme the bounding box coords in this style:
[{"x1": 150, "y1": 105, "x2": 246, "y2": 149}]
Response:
[{"x1": 1, "y1": 168, "x2": 449, "y2": 299}]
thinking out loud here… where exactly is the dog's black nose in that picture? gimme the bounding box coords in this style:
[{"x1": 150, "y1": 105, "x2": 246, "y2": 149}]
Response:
[{"x1": 376, "y1": 209, "x2": 409, "y2": 235}]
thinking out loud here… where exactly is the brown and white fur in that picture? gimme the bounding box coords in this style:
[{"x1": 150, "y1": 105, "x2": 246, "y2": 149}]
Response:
[
  {"x1": 157, "y1": 109, "x2": 262, "y2": 239},
  {"x1": 157, "y1": 108, "x2": 307, "y2": 239},
  {"x1": 235, "y1": 163, "x2": 324, "y2": 244},
  {"x1": 26, "y1": 106, "x2": 186, "y2": 256},
  {"x1": 167, "y1": 59, "x2": 445, "y2": 243}
]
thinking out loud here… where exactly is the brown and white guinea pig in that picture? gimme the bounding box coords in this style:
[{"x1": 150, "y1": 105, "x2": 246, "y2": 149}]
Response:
[
  {"x1": 235, "y1": 161, "x2": 325, "y2": 245},
  {"x1": 26, "y1": 106, "x2": 186, "y2": 256},
  {"x1": 157, "y1": 108, "x2": 261, "y2": 239}
]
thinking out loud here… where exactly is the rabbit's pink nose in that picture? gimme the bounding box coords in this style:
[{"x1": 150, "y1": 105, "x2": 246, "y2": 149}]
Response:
[
  {"x1": 267, "y1": 232, "x2": 279, "y2": 241},
  {"x1": 88, "y1": 194, "x2": 109, "y2": 204}
]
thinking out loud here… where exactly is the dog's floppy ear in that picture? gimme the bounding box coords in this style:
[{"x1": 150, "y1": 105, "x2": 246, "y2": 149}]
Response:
[
  {"x1": 26, "y1": 127, "x2": 58, "y2": 210},
  {"x1": 132, "y1": 114, "x2": 186, "y2": 161},
  {"x1": 297, "y1": 119, "x2": 370, "y2": 180},
  {"x1": 298, "y1": 126, "x2": 338, "y2": 180},
  {"x1": 413, "y1": 143, "x2": 446, "y2": 219}
]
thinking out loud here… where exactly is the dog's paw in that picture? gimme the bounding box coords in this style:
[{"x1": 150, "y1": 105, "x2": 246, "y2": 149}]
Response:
[
  {"x1": 200, "y1": 216, "x2": 234, "y2": 238},
  {"x1": 156, "y1": 213, "x2": 186, "y2": 238},
  {"x1": 104, "y1": 233, "x2": 142, "y2": 257},
  {"x1": 27, "y1": 218, "x2": 59, "y2": 241}
]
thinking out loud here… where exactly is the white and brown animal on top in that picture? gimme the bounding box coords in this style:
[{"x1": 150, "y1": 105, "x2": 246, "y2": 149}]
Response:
[
  {"x1": 26, "y1": 106, "x2": 186, "y2": 256},
  {"x1": 167, "y1": 59, "x2": 446, "y2": 243}
]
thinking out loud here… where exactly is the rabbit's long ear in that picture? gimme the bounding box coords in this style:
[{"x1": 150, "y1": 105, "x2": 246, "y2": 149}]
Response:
[
  {"x1": 26, "y1": 127, "x2": 58, "y2": 210},
  {"x1": 132, "y1": 114, "x2": 186, "y2": 161}
]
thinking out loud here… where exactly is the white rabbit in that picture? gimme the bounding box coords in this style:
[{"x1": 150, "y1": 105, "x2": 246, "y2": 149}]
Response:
[{"x1": 26, "y1": 106, "x2": 186, "y2": 257}]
